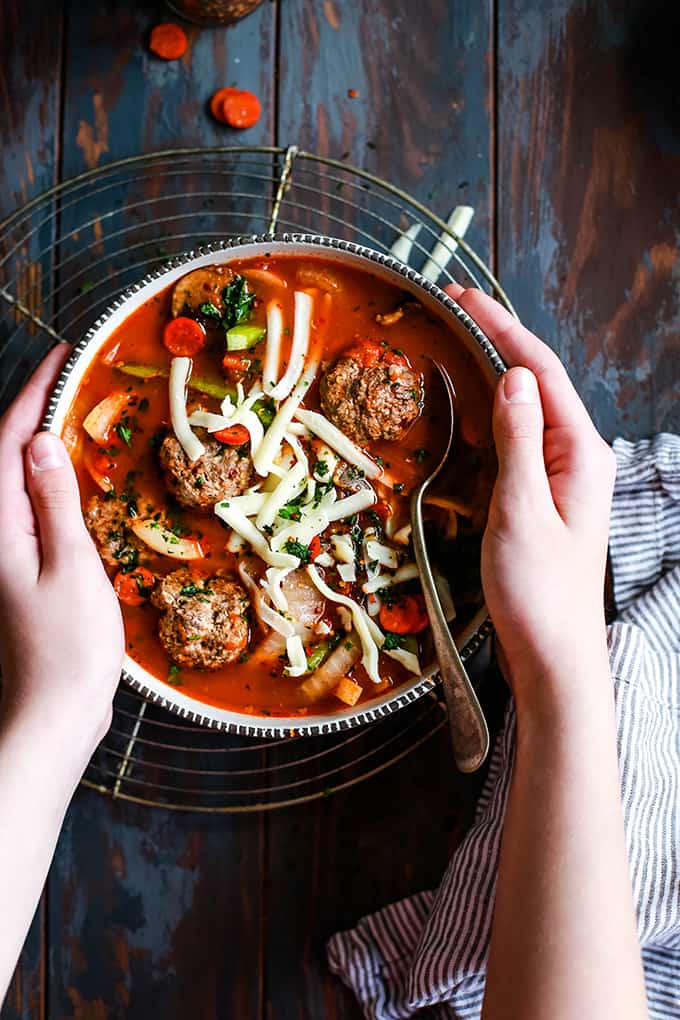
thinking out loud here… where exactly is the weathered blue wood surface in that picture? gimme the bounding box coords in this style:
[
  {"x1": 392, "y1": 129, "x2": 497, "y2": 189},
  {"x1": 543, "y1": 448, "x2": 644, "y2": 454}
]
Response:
[
  {"x1": 1, "y1": 1, "x2": 679, "y2": 1018},
  {"x1": 497, "y1": 0, "x2": 680, "y2": 438}
]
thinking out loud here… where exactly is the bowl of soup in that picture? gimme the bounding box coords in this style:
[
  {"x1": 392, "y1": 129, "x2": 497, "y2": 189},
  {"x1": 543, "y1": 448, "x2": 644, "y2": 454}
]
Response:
[{"x1": 45, "y1": 234, "x2": 504, "y2": 736}]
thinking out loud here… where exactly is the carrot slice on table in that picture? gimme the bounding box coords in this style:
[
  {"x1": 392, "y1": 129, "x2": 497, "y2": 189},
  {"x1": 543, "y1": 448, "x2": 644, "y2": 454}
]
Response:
[
  {"x1": 114, "y1": 567, "x2": 155, "y2": 607},
  {"x1": 210, "y1": 87, "x2": 261, "y2": 129},
  {"x1": 214, "y1": 424, "x2": 250, "y2": 446},
  {"x1": 379, "y1": 594, "x2": 428, "y2": 635},
  {"x1": 163, "y1": 317, "x2": 206, "y2": 356},
  {"x1": 149, "y1": 23, "x2": 188, "y2": 61},
  {"x1": 210, "y1": 88, "x2": 235, "y2": 123}
]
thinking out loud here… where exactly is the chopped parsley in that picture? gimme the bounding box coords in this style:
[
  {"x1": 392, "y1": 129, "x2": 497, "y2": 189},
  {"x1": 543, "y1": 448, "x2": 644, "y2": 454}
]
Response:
[
  {"x1": 180, "y1": 583, "x2": 214, "y2": 597},
  {"x1": 393, "y1": 483, "x2": 405, "y2": 494},
  {"x1": 222, "y1": 275, "x2": 256, "y2": 328},
  {"x1": 137, "y1": 397, "x2": 149, "y2": 413},
  {"x1": 414, "y1": 448, "x2": 429, "y2": 464},
  {"x1": 113, "y1": 546, "x2": 139, "y2": 573},
  {"x1": 314, "y1": 459, "x2": 329, "y2": 477},
  {"x1": 382, "y1": 631, "x2": 404, "y2": 651},
  {"x1": 253, "y1": 396, "x2": 275, "y2": 428},
  {"x1": 115, "y1": 419, "x2": 133, "y2": 447},
  {"x1": 278, "y1": 504, "x2": 302, "y2": 522},
  {"x1": 135, "y1": 574, "x2": 154, "y2": 598},
  {"x1": 167, "y1": 663, "x2": 182, "y2": 685},
  {"x1": 283, "y1": 538, "x2": 312, "y2": 563},
  {"x1": 199, "y1": 301, "x2": 222, "y2": 320}
]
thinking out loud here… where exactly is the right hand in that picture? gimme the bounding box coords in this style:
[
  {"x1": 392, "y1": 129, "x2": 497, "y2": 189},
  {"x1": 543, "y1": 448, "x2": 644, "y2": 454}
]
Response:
[{"x1": 445, "y1": 286, "x2": 616, "y2": 711}]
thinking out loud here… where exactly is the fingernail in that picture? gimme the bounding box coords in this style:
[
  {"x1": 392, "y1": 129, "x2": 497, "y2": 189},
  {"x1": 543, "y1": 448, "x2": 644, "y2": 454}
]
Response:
[
  {"x1": 503, "y1": 367, "x2": 538, "y2": 404},
  {"x1": 30, "y1": 432, "x2": 67, "y2": 471}
]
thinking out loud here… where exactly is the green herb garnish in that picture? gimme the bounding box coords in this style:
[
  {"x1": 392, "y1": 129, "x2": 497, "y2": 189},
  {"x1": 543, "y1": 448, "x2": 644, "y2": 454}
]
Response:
[
  {"x1": 283, "y1": 538, "x2": 312, "y2": 563},
  {"x1": 222, "y1": 275, "x2": 256, "y2": 329},
  {"x1": 115, "y1": 420, "x2": 133, "y2": 447},
  {"x1": 167, "y1": 663, "x2": 182, "y2": 684}
]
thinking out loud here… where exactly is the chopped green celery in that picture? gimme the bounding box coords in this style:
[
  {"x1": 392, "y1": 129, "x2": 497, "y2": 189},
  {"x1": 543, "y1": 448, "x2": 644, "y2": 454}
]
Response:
[
  {"x1": 226, "y1": 324, "x2": 266, "y2": 351},
  {"x1": 114, "y1": 361, "x2": 167, "y2": 381},
  {"x1": 114, "y1": 362, "x2": 234, "y2": 401},
  {"x1": 190, "y1": 374, "x2": 234, "y2": 401},
  {"x1": 252, "y1": 396, "x2": 275, "y2": 429},
  {"x1": 306, "y1": 640, "x2": 332, "y2": 673}
]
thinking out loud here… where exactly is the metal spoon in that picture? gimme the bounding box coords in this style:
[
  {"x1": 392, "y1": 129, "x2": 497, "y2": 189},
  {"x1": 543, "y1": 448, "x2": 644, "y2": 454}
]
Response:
[{"x1": 409, "y1": 362, "x2": 490, "y2": 773}]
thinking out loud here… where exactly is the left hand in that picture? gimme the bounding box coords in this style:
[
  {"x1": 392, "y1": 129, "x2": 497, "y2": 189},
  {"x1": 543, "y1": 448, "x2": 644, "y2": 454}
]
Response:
[{"x1": 0, "y1": 346, "x2": 123, "y2": 763}]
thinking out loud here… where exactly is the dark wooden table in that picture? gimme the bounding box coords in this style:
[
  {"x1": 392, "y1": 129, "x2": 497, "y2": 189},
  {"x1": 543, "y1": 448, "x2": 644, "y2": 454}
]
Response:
[{"x1": 1, "y1": 1, "x2": 678, "y2": 1017}]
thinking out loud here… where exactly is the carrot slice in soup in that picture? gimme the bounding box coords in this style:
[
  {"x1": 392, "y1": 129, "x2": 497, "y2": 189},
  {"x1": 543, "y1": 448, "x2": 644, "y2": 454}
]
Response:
[
  {"x1": 379, "y1": 594, "x2": 428, "y2": 635},
  {"x1": 163, "y1": 317, "x2": 206, "y2": 356},
  {"x1": 149, "y1": 23, "x2": 188, "y2": 60},
  {"x1": 114, "y1": 567, "x2": 155, "y2": 607},
  {"x1": 214, "y1": 424, "x2": 250, "y2": 446}
]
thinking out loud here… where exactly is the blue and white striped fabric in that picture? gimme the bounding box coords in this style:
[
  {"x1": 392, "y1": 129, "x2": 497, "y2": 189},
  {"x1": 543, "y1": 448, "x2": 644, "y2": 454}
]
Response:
[{"x1": 327, "y1": 434, "x2": 680, "y2": 1019}]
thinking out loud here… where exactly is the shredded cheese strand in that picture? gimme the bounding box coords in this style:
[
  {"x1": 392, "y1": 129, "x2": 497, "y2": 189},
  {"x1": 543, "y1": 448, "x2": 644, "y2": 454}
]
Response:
[
  {"x1": 306, "y1": 565, "x2": 384, "y2": 684},
  {"x1": 268, "y1": 291, "x2": 313, "y2": 402},
  {"x1": 169, "y1": 357, "x2": 205, "y2": 462},
  {"x1": 294, "y1": 408, "x2": 381, "y2": 480},
  {"x1": 263, "y1": 301, "x2": 283, "y2": 395}
]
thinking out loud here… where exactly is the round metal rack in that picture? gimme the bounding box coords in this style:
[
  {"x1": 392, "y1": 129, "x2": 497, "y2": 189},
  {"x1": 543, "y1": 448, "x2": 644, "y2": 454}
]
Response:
[{"x1": 0, "y1": 146, "x2": 510, "y2": 811}]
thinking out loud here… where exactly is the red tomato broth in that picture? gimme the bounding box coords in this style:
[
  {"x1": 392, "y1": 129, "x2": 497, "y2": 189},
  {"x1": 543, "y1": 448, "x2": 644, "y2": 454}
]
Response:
[{"x1": 62, "y1": 255, "x2": 496, "y2": 717}]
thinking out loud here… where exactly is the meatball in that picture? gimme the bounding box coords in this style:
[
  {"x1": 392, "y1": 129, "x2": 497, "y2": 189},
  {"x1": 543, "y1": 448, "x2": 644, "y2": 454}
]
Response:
[
  {"x1": 171, "y1": 265, "x2": 234, "y2": 318},
  {"x1": 320, "y1": 341, "x2": 422, "y2": 445},
  {"x1": 84, "y1": 495, "x2": 147, "y2": 569},
  {"x1": 159, "y1": 428, "x2": 253, "y2": 508},
  {"x1": 151, "y1": 567, "x2": 250, "y2": 670}
]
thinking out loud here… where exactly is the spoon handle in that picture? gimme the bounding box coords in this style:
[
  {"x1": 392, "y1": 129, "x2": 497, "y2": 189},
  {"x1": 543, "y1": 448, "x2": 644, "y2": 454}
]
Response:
[{"x1": 410, "y1": 490, "x2": 490, "y2": 773}]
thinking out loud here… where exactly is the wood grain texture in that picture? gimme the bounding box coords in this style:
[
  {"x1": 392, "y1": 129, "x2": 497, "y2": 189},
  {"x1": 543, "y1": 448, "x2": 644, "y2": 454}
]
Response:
[
  {"x1": 277, "y1": 0, "x2": 493, "y2": 268},
  {"x1": 496, "y1": 0, "x2": 680, "y2": 439},
  {"x1": 48, "y1": 791, "x2": 264, "y2": 1020}
]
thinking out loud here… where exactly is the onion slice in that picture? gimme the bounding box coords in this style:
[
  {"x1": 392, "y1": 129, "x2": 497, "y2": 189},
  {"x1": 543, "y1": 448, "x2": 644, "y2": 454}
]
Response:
[
  {"x1": 383, "y1": 646, "x2": 421, "y2": 675},
  {"x1": 238, "y1": 561, "x2": 295, "y2": 637},
  {"x1": 130, "y1": 518, "x2": 204, "y2": 560},
  {"x1": 169, "y1": 357, "x2": 205, "y2": 463},
  {"x1": 83, "y1": 391, "x2": 131, "y2": 446}
]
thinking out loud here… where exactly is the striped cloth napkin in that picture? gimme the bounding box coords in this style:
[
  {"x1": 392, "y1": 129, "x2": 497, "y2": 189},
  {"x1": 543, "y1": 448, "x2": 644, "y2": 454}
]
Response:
[{"x1": 327, "y1": 433, "x2": 680, "y2": 1020}]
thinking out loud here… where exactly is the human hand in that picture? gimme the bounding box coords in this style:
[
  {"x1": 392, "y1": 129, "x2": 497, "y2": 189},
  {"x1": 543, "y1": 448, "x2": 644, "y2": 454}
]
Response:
[
  {"x1": 0, "y1": 346, "x2": 123, "y2": 768},
  {"x1": 445, "y1": 286, "x2": 616, "y2": 712}
]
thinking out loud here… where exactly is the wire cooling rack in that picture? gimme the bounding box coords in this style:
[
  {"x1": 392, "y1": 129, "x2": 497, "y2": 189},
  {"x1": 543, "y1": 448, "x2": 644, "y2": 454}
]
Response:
[{"x1": 0, "y1": 146, "x2": 510, "y2": 811}]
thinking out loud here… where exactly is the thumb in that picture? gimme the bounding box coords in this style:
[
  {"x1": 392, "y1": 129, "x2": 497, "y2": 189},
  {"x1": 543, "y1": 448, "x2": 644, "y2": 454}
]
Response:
[
  {"x1": 26, "y1": 431, "x2": 89, "y2": 570},
  {"x1": 493, "y1": 367, "x2": 550, "y2": 501}
]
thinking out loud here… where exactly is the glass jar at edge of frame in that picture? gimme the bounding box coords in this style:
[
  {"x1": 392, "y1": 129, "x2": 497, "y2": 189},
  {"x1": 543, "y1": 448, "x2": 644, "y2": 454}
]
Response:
[{"x1": 166, "y1": 0, "x2": 264, "y2": 26}]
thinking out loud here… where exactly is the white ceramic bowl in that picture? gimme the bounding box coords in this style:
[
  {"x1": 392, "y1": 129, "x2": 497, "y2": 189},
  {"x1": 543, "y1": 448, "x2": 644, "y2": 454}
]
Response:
[{"x1": 44, "y1": 234, "x2": 505, "y2": 737}]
